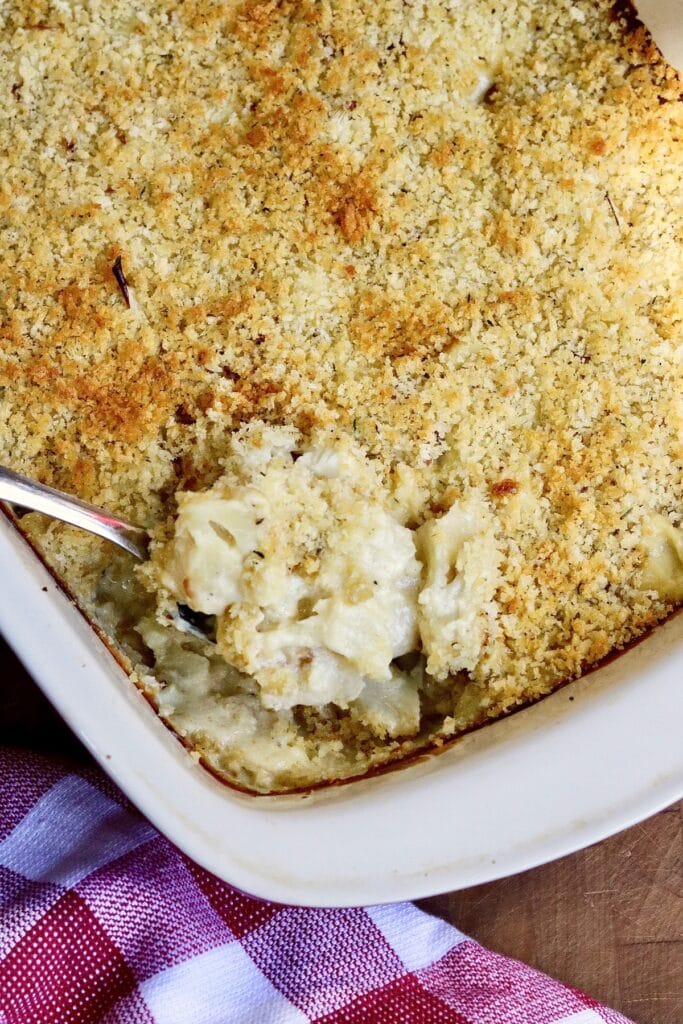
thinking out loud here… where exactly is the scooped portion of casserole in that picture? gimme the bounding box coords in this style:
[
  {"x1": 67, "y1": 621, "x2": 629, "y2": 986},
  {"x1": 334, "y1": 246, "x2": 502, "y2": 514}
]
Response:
[
  {"x1": 1, "y1": 0, "x2": 681, "y2": 791},
  {"x1": 148, "y1": 425, "x2": 423, "y2": 715}
]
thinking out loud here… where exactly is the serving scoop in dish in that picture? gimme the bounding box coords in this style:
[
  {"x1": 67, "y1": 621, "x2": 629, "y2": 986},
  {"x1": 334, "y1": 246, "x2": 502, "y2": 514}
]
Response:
[{"x1": 0, "y1": 466, "x2": 215, "y2": 640}]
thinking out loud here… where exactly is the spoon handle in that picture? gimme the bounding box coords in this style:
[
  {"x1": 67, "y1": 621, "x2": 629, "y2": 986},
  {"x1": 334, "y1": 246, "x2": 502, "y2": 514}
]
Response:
[{"x1": 0, "y1": 466, "x2": 149, "y2": 560}]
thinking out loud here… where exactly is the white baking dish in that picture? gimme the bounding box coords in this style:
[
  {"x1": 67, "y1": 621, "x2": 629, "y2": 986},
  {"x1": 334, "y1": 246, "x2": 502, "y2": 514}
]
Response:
[{"x1": 1, "y1": 512, "x2": 681, "y2": 906}]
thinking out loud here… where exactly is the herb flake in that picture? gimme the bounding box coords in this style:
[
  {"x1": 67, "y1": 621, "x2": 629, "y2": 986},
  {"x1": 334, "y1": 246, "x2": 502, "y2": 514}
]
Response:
[
  {"x1": 605, "y1": 191, "x2": 621, "y2": 231},
  {"x1": 112, "y1": 255, "x2": 131, "y2": 307}
]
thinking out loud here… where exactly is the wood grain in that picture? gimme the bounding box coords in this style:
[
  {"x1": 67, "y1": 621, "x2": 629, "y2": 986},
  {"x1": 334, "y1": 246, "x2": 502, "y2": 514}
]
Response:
[
  {"x1": 1, "y1": 636, "x2": 681, "y2": 1022},
  {"x1": 419, "y1": 802, "x2": 682, "y2": 1023}
]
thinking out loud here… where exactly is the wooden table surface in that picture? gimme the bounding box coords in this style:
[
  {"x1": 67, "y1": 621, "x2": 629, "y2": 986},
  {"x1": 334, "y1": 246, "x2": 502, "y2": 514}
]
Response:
[{"x1": 1, "y1": 636, "x2": 680, "y2": 1023}]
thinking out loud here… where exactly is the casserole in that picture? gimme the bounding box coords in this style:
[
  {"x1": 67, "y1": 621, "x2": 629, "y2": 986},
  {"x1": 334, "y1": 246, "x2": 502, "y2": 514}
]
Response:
[
  {"x1": 2, "y1": 512, "x2": 681, "y2": 906},
  {"x1": 1, "y1": 0, "x2": 682, "y2": 793}
]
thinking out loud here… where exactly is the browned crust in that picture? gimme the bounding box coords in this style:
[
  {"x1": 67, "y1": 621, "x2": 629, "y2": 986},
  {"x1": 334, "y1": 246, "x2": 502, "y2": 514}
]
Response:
[{"x1": 1, "y1": 0, "x2": 681, "y2": 791}]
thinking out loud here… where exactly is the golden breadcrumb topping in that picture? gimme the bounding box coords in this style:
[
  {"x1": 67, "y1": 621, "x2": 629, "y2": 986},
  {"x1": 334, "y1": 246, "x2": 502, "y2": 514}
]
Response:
[{"x1": 2, "y1": 0, "x2": 681, "y2": 790}]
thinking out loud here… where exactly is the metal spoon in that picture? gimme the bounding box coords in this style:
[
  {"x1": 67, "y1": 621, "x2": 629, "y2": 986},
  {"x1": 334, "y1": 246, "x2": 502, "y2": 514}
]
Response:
[
  {"x1": 0, "y1": 465, "x2": 215, "y2": 640},
  {"x1": 0, "y1": 465, "x2": 150, "y2": 559}
]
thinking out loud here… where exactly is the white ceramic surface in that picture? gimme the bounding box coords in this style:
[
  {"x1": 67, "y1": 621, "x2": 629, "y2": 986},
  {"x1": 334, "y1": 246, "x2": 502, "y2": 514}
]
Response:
[{"x1": 1, "y1": 513, "x2": 682, "y2": 907}]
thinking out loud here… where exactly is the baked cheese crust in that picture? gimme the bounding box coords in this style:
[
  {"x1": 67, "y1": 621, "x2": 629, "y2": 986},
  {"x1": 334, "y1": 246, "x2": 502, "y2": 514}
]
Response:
[{"x1": 1, "y1": 0, "x2": 681, "y2": 790}]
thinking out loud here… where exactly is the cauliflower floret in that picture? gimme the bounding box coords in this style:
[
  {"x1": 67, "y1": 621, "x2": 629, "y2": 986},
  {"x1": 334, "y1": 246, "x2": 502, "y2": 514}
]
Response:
[
  {"x1": 157, "y1": 493, "x2": 262, "y2": 615},
  {"x1": 150, "y1": 428, "x2": 421, "y2": 712},
  {"x1": 416, "y1": 497, "x2": 501, "y2": 679},
  {"x1": 351, "y1": 664, "x2": 421, "y2": 739},
  {"x1": 640, "y1": 514, "x2": 683, "y2": 602}
]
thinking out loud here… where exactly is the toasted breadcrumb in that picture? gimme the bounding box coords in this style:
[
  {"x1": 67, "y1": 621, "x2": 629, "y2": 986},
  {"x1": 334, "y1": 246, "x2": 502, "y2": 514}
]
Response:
[{"x1": 2, "y1": 0, "x2": 681, "y2": 791}]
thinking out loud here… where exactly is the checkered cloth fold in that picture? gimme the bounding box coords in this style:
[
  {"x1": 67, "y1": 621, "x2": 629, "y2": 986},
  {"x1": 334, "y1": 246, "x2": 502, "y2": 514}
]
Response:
[{"x1": 0, "y1": 747, "x2": 632, "y2": 1024}]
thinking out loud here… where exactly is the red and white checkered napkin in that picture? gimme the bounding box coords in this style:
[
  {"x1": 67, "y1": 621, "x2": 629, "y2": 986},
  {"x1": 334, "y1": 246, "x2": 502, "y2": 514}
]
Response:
[{"x1": 0, "y1": 747, "x2": 633, "y2": 1024}]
